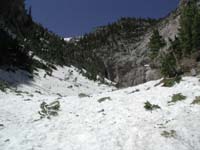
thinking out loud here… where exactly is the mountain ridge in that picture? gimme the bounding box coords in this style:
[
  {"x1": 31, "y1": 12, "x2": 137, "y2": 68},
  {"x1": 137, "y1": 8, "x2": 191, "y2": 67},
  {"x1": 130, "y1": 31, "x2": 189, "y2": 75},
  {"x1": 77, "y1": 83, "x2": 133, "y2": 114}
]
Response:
[
  {"x1": 1, "y1": 0, "x2": 200, "y2": 87},
  {"x1": 70, "y1": 8, "x2": 180, "y2": 87}
]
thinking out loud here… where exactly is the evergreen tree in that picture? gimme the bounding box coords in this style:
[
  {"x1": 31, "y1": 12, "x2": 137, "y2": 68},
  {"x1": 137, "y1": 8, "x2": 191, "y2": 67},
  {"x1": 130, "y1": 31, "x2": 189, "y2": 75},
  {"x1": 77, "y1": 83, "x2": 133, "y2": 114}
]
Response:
[
  {"x1": 148, "y1": 29, "x2": 165, "y2": 59},
  {"x1": 192, "y1": 9, "x2": 200, "y2": 51},
  {"x1": 179, "y1": 0, "x2": 198, "y2": 55},
  {"x1": 160, "y1": 53, "x2": 177, "y2": 77},
  {"x1": 169, "y1": 36, "x2": 182, "y2": 58},
  {"x1": 0, "y1": 28, "x2": 32, "y2": 71},
  {"x1": 28, "y1": 6, "x2": 32, "y2": 17}
]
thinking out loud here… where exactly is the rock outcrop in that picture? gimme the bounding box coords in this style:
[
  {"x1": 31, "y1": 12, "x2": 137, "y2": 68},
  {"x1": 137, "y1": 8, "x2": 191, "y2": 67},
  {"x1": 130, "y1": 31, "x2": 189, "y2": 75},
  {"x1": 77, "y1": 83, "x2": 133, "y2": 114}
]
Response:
[{"x1": 73, "y1": 9, "x2": 180, "y2": 87}]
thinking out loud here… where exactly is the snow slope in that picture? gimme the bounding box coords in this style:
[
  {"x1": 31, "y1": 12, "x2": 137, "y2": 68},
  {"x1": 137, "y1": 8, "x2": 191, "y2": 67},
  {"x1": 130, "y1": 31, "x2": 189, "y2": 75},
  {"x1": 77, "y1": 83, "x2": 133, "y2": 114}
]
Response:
[
  {"x1": 0, "y1": 66, "x2": 114, "y2": 97},
  {"x1": 0, "y1": 66, "x2": 200, "y2": 150}
]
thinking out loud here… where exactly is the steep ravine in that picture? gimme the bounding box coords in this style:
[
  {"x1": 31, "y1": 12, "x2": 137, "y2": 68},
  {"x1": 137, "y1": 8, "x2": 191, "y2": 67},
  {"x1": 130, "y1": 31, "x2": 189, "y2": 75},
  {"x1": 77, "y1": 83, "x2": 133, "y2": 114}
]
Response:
[{"x1": 73, "y1": 9, "x2": 181, "y2": 87}]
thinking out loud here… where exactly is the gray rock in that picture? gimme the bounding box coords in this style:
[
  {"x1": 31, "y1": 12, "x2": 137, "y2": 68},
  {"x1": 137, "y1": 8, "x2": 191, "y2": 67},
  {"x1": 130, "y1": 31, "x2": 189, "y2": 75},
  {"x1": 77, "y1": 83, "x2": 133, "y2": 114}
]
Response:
[
  {"x1": 145, "y1": 69, "x2": 162, "y2": 81},
  {"x1": 93, "y1": 7, "x2": 180, "y2": 87},
  {"x1": 191, "y1": 69, "x2": 197, "y2": 76}
]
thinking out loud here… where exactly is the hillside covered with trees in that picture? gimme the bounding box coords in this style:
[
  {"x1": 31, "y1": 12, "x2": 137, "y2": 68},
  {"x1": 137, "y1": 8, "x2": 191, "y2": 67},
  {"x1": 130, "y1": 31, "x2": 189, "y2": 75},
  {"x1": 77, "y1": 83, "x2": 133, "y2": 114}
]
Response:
[
  {"x1": 1, "y1": 0, "x2": 200, "y2": 87},
  {"x1": 0, "y1": 0, "x2": 105, "y2": 80},
  {"x1": 148, "y1": 0, "x2": 200, "y2": 80}
]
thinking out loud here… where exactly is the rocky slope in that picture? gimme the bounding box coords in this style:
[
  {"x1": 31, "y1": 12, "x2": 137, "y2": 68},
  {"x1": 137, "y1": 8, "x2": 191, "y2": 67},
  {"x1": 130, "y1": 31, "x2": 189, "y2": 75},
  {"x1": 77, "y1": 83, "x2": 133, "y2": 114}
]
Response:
[
  {"x1": 120, "y1": 9, "x2": 180, "y2": 87},
  {"x1": 68, "y1": 0, "x2": 200, "y2": 87},
  {"x1": 72, "y1": 9, "x2": 181, "y2": 87}
]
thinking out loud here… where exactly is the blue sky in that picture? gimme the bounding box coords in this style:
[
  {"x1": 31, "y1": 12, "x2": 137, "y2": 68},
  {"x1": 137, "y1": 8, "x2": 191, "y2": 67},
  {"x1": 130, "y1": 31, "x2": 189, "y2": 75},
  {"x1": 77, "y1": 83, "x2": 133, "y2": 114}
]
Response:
[{"x1": 26, "y1": 0, "x2": 179, "y2": 37}]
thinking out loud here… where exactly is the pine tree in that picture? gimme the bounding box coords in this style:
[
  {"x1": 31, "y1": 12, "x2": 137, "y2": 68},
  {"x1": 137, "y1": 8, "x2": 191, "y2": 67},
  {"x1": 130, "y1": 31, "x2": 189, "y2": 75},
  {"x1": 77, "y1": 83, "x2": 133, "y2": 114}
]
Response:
[
  {"x1": 28, "y1": 6, "x2": 32, "y2": 17},
  {"x1": 0, "y1": 28, "x2": 32, "y2": 70},
  {"x1": 169, "y1": 36, "x2": 182, "y2": 58},
  {"x1": 179, "y1": 0, "x2": 198, "y2": 55},
  {"x1": 192, "y1": 9, "x2": 200, "y2": 51},
  {"x1": 160, "y1": 53, "x2": 177, "y2": 77},
  {"x1": 148, "y1": 29, "x2": 165, "y2": 59}
]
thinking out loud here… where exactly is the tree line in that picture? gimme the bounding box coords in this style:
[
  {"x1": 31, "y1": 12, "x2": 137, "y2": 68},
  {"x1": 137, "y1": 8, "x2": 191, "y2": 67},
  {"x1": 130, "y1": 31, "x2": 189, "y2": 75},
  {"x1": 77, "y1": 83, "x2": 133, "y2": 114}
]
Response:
[{"x1": 148, "y1": 0, "x2": 200, "y2": 77}]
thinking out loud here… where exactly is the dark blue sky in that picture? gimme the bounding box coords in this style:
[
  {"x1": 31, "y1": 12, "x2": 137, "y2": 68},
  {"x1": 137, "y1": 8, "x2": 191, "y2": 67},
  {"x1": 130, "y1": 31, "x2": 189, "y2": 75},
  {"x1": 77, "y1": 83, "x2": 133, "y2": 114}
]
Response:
[{"x1": 26, "y1": 0, "x2": 179, "y2": 37}]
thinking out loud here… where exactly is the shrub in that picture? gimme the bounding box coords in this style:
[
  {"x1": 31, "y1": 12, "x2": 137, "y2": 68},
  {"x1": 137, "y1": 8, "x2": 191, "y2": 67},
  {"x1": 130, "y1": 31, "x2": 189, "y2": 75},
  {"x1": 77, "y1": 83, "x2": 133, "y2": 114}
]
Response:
[
  {"x1": 0, "y1": 80, "x2": 9, "y2": 92},
  {"x1": 192, "y1": 96, "x2": 200, "y2": 105},
  {"x1": 98, "y1": 97, "x2": 111, "y2": 103},
  {"x1": 161, "y1": 130, "x2": 176, "y2": 138},
  {"x1": 162, "y1": 76, "x2": 182, "y2": 87},
  {"x1": 169, "y1": 93, "x2": 186, "y2": 103},
  {"x1": 32, "y1": 60, "x2": 54, "y2": 76},
  {"x1": 144, "y1": 101, "x2": 161, "y2": 111},
  {"x1": 38, "y1": 101, "x2": 60, "y2": 119},
  {"x1": 78, "y1": 93, "x2": 90, "y2": 98}
]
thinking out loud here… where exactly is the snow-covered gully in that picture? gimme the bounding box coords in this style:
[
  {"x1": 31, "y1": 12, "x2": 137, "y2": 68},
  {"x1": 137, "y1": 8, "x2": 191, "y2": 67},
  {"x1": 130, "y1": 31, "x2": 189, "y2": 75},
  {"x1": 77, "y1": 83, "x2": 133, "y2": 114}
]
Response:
[{"x1": 0, "y1": 66, "x2": 200, "y2": 150}]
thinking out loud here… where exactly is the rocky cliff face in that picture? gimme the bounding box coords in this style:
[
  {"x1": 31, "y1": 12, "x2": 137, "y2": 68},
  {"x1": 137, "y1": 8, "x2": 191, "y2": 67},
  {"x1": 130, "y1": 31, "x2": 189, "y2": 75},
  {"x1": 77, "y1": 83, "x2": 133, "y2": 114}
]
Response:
[
  {"x1": 105, "y1": 0, "x2": 200, "y2": 87},
  {"x1": 110, "y1": 13, "x2": 180, "y2": 87},
  {"x1": 119, "y1": 10, "x2": 180, "y2": 87},
  {"x1": 73, "y1": 8, "x2": 181, "y2": 87},
  {"x1": 94, "y1": 19, "x2": 159, "y2": 87}
]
